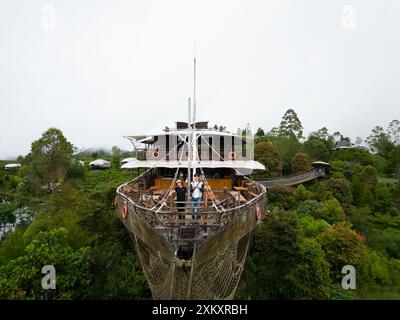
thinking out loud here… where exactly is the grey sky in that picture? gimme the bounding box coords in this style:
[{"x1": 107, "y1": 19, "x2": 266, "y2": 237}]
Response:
[{"x1": 0, "y1": 0, "x2": 399, "y2": 159}]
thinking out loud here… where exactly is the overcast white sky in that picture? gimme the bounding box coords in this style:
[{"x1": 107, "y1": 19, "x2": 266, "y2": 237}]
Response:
[{"x1": 0, "y1": 0, "x2": 399, "y2": 158}]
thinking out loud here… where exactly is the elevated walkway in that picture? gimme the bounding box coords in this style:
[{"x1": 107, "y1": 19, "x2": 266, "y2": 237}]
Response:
[{"x1": 257, "y1": 170, "x2": 325, "y2": 188}]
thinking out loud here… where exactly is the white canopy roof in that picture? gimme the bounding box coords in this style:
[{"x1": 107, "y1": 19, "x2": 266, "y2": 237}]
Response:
[
  {"x1": 5, "y1": 163, "x2": 21, "y2": 169},
  {"x1": 89, "y1": 159, "x2": 110, "y2": 166},
  {"x1": 121, "y1": 158, "x2": 265, "y2": 171},
  {"x1": 121, "y1": 157, "x2": 136, "y2": 164}
]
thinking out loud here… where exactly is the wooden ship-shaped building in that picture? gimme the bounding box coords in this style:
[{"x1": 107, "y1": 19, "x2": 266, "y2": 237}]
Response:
[
  {"x1": 115, "y1": 119, "x2": 267, "y2": 299},
  {"x1": 115, "y1": 59, "x2": 266, "y2": 299}
]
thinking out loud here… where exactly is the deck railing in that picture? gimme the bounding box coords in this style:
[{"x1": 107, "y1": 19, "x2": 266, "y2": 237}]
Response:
[{"x1": 116, "y1": 178, "x2": 266, "y2": 229}]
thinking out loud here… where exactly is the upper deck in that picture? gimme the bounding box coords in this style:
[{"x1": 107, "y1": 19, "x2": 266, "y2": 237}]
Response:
[{"x1": 121, "y1": 121, "x2": 265, "y2": 172}]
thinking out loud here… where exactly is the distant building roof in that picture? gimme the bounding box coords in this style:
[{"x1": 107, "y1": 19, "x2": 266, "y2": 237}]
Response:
[
  {"x1": 89, "y1": 159, "x2": 111, "y2": 168},
  {"x1": 4, "y1": 163, "x2": 21, "y2": 169},
  {"x1": 311, "y1": 161, "x2": 330, "y2": 167}
]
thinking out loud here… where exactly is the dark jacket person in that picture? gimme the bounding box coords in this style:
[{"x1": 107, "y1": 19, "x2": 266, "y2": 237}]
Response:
[{"x1": 175, "y1": 180, "x2": 187, "y2": 221}]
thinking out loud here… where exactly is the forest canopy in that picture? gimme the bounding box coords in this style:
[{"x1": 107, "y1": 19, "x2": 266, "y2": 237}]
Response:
[{"x1": 1, "y1": 111, "x2": 400, "y2": 300}]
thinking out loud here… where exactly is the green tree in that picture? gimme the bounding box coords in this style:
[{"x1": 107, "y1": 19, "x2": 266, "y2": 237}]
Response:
[
  {"x1": 352, "y1": 165, "x2": 378, "y2": 208},
  {"x1": 269, "y1": 136, "x2": 302, "y2": 175},
  {"x1": 267, "y1": 185, "x2": 295, "y2": 210},
  {"x1": 285, "y1": 238, "x2": 331, "y2": 299},
  {"x1": 317, "y1": 223, "x2": 369, "y2": 286},
  {"x1": 330, "y1": 160, "x2": 351, "y2": 179},
  {"x1": 296, "y1": 199, "x2": 324, "y2": 217},
  {"x1": 291, "y1": 152, "x2": 311, "y2": 174},
  {"x1": 88, "y1": 243, "x2": 150, "y2": 299},
  {"x1": 251, "y1": 209, "x2": 301, "y2": 299},
  {"x1": 0, "y1": 228, "x2": 91, "y2": 299},
  {"x1": 253, "y1": 142, "x2": 283, "y2": 178},
  {"x1": 366, "y1": 124, "x2": 400, "y2": 174},
  {"x1": 387, "y1": 119, "x2": 400, "y2": 145},
  {"x1": 111, "y1": 146, "x2": 122, "y2": 158},
  {"x1": 327, "y1": 178, "x2": 353, "y2": 208},
  {"x1": 309, "y1": 127, "x2": 330, "y2": 141},
  {"x1": 278, "y1": 109, "x2": 303, "y2": 140},
  {"x1": 268, "y1": 127, "x2": 279, "y2": 137},
  {"x1": 293, "y1": 184, "x2": 313, "y2": 202},
  {"x1": 298, "y1": 214, "x2": 330, "y2": 238},
  {"x1": 375, "y1": 184, "x2": 392, "y2": 213},
  {"x1": 255, "y1": 127, "x2": 265, "y2": 137},
  {"x1": 23, "y1": 128, "x2": 74, "y2": 194},
  {"x1": 111, "y1": 146, "x2": 122, "y2": 169},
  {"x1": 0, "y1": 228, "x2": 28, "y2": 265},
  {"x1": 366, "y1": 126, "x2": 390, "y2": 153},
  {"x1": 303, "y1": 137, "x2": 331, "y2": 162},
  {"x1": 318, "y1": 198, "x2": 346, "y2": 224}
]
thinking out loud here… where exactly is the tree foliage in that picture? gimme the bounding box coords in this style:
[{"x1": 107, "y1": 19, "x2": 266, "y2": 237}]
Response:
[
  {"x1": 0, "y1": 228, "x2": 92, "y2": 299},
  {"x1": 291, "y1": 152, "x2": 311, "y2": 174},
  {"x1": 278, "y1": 109, "x2": 303, "y2": 140},
  {"x1": 317, "y1": 223, "x2": 369, "y2": 284},
  {"x1": 23, "y1": 128, "x2": 74, "y2": 194},
  {"x1": 327, "y1": 178, "x2": 353, "y2": 208},
  {"x1": 253, "y1": 142, "x2": 283, "y2": 178},
  {"x1": 250, "y1": 209, "x2": 301, "y2": 299},
  {"x1": 303, "y1": 137, "x2": 331, "y2": 162}
]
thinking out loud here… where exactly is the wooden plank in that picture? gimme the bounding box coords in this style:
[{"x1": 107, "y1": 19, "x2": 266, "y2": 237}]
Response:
[{"x1": 206, "y1": 178, "x2": 232, "y2": 190}]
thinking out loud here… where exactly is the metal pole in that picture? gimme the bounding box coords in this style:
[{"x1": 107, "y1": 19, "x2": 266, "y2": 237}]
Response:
[
  {"x1": 192, "y1": 57, "x2": 197, "y2": 179},
  {"x1": 187, "y1": 98, "x2": 191, "y2": 203},
  {"x1": 193, "y1": 57, "x2": 196, "y2": 126}
]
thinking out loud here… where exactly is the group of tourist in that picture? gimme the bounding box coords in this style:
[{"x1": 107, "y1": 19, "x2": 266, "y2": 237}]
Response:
[{"x1": 174, "y1": 174, "x2": 204, "y2": 221}]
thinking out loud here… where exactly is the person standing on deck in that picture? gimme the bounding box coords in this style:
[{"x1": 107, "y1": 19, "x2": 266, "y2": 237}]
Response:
[
  {"x1": 175, "y1": 180, "x2": 187, "y2": 224},
  {"x1": 190, "y1": 174, "x2": 204, "y2": 219}
]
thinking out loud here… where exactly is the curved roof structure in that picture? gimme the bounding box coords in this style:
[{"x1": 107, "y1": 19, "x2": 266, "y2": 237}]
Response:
[{"x1": 121, "y1": 158, "x2": 265, "y2": 170}]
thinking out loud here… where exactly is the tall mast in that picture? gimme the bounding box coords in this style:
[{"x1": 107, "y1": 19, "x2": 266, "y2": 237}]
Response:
[
  {"x1": 193, "y1": 41, "x2": 197, "y2": 126},
  {"x1": 187, "y1": 97, "x2": 192, "y2": 202},
  {"x1": 192, "y1": 48, "x2": 197, "y2": 179},
  {"x1": 193, "y1": 56, "x2": 196, "y2": 126}
]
